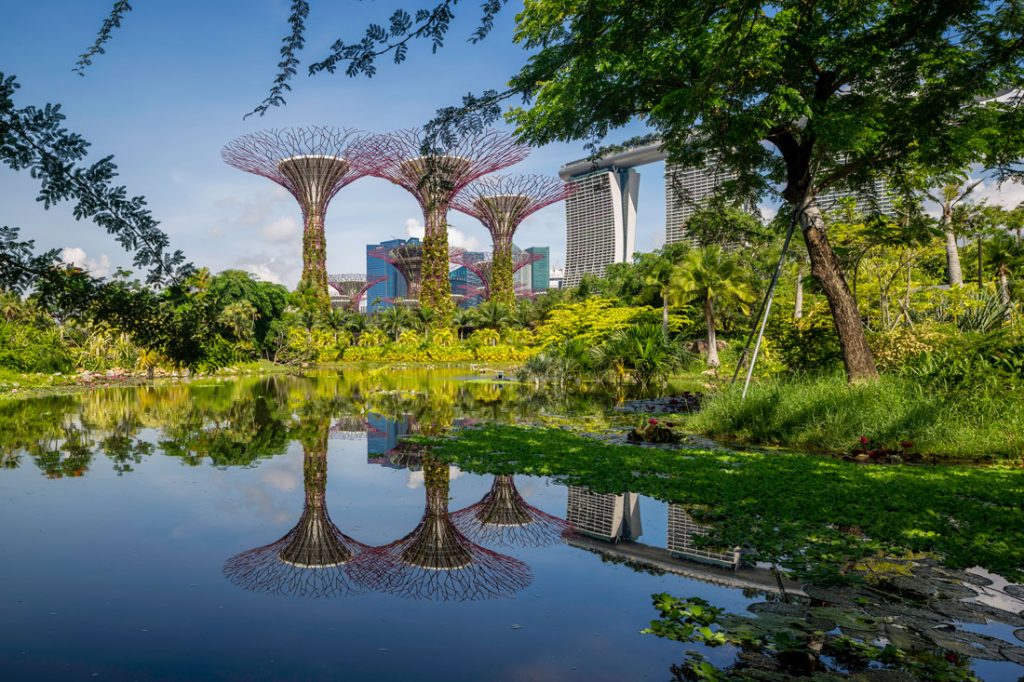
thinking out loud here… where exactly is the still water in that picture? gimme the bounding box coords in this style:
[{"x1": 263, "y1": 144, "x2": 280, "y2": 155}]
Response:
[{"x1": 0, "y1": 370, "x2": 1021, "y2": 680}]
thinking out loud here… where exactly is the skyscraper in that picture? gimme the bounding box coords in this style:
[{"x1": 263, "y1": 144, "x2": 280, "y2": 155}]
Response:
[
  {"x1": 366, "y1": 238, "x2": 410, "y2": 313},
  {"x1": 562, "y1": 169, "x2": 639, "y2": 288},
  {"x1": 524, "y1": 246, "x2": 550, "y2": 293},
  {"x1": 816, "y1": 177, "x2": 897, "y2": 217},
  {"x1": 664, "y1": 160, "x2": 743, "y2": 245}
]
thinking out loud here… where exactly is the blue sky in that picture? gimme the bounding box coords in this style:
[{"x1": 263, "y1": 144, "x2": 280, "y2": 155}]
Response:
[{"x1": 0, "y1": 0, "x2": 669, "y2": 285}]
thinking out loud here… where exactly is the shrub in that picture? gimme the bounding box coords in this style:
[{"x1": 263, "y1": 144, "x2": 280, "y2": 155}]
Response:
[
  {"x1": 533, "y1": 297, "x2": 661, "y2": 348},
  {"x1": 766, "y1": 302, "x2": 842, "y2": 372}
]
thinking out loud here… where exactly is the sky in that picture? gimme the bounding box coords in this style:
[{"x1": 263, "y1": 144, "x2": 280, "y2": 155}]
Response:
[
  {"x1": 2, "y1": 2, "x2": 1022, "y2": 287},
  {"x1": 0, "y1": 0, "x2": 666, "y2": 286}
]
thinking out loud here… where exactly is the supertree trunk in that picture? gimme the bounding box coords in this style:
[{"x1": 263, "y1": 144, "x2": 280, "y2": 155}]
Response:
[
  {"x1": 421, "y1": 204, "x2": 454, "y2": 317},
  {"x1": 490, "y1": 240, "x2": 516, "y2": 309},
  {"x1": 297, "y1": 211, "x2": 330, "y2": 313}
]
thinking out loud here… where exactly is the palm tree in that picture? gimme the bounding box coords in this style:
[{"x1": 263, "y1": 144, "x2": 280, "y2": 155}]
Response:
[
  {"x1": 411, "y1": 305, "x2": 437, "y2": 340},
  {"x1": 453, "y1": 307, "x2": 476, "y2": 340},
  {"x1": 377, "y1": 306, "x2": 409, "y2": 341},
  {"x1": 926, "y1": 178, "x2": 982, "y2": 286},
  {"x1": 511, "y1": 300, "x2": 536, "y2": 329},
  {"x1": 474, "y1": 300, "x2": 512, "y2": 330},
  {"x1": 984, "y1": 233, "x2": 1024, "y2": 307},
  {"x1": 670, "y1": 246, "x2": 754, "y2": 368}
]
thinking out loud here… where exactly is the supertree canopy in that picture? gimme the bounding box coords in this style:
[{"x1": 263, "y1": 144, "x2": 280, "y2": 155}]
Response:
[
  {"x1": 327, "y1": 273, "x2": 385, "y2": 312},
  {"x1": 367, "y1": 129, "x2": 529, "y2": 320},
  {"x1": 449, "y1": 247, "x2": 542, "y2": 301},
  {"x1": 452, "y1": 175, "x2": 572, "y2": 308},
  {"x1": 222, "y1": 127, "x2": 376, "y2": 315},
  {"x1": 452, "y1": 475, "x2": 574, "y2": 548},
  {"x1": 369, "y1": 241, "x2": 424, "y2": 305},
  {"x1": 353, "y1": 456, "x2": 532, "y2": 601},
  {"x1": 223, "y1": 427, "x2": 370, "y2": 598}
]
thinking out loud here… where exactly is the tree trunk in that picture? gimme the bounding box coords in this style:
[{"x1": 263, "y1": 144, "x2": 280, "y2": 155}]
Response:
[
  {"x1": 799, "y1": 200, "x2": 878, "y2": 381},
  {"x1": 421, "y1": 204, "x2": 455, "y2": 321},
  {"x1": 704, "y1": 297, "x2": 719, "y2": 368},
  {"x1": 999, "y1": 270, "x2": 1011, "y2": 306},
  {"x1": 794, "y1": 261, "x2": 804, "y2": 319},
  {"x1": 662, "y1": 292, "x2": 670, "y2": 337},
  {"x1": 977, "y1": 237, "x2": 983, "y2": 288},
  {"x1": 299, "y1": 211, "x2": 331, "y2": 315},
  {"x1": 941, "y1": 206, "x2": 963, "y2": 286}
]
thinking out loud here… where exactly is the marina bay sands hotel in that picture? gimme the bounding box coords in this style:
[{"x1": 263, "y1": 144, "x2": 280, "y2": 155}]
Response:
[{"x1": 557, "y1": 140, "x2": 893, "y2": 287}]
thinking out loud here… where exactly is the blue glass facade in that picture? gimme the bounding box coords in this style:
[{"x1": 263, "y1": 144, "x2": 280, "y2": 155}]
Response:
[
  {"x1": 526, "y1": 246, "x2": 550, "y2": 292},
  {"x1": 365, "y1": 238, "x2": 412, "y2": 313}
]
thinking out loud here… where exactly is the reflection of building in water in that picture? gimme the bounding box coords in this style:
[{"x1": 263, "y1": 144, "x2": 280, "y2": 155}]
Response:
[
  {"x1": 564, "y1": 488, "x2": 799, "y2": 595},
  {"x1": 223, "y1": 429, "x2": 370, "y2": 598},
  {"x1": 354, "y1": 457, "x2": 532, "y2": 601},
  {"x1": 667, "y1": 504, "x2": 741, "y2": 568},
  {"x1": 366, "y1": 413, "x2": 410, "y2": 458},
  {"x1": 328, "y1": 416, "x2": 379, "y2": 441},
  {"x1": 452, "y1": 475, "x2": 573, "y2": 547},
  {"x1": 566, "y1": 486, "x2": 642, "y2": 542}
]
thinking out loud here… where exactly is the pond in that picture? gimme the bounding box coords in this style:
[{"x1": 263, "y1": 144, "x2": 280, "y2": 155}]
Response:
[{"x1": 0, "y1": 369, "x2": 1021, "y2": 681}]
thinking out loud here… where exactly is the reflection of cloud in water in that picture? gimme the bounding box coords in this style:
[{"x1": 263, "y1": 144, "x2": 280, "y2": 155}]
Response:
[
  {"x1": 406, "y1": 465, "x2": 463, "y2": 489},
  {"x1": 262, "y1": 467, "x2": 299, "y2": 492}
]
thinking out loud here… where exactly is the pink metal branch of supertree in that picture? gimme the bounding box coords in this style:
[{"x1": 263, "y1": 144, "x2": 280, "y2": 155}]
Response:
[
  {"x1": 451, "y1": 475, "x2": 575, "y2": 548},
  {"x1": 223, "y1": 443, "x2": 372, "y2": 598},
  {"x1": 327, "y1": 273, "x2": 386, "y2": 312},
  {"x1": 451, "y1": 174, "x2": 570, "y2": 306},
  {"x1": 351, "y1": 457, "x2": 532, "y2": 601},
  {"x1": 363, "y1": 129, "x2": 530, "y2": 314},
  {"x1": 451, "y1": 174, "x2": 574, "y2": 246},
  {"x1": 449, "y1": 249, "x2": 543, "y2": 300},
  {"x1": 222, "y1": 127, "x2": 380, "y2": 313}
]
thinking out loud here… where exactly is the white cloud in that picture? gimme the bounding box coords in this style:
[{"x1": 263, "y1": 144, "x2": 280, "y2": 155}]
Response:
[
  {"x1": 235, "y1": 253, "x2": 299, "y2": 286},
  {"x1": 970, "y1": 178, "x2": 1024, "y2": 209},
  {"x1": 260, "y1": 216, "x2": 301, "y2": 243},
  {"x1": 404, "y1": 217, "x2": 481, "y2": 251},
  {"x1": 405, "y1": 465, "x2": 464, "y2": 489},
  {"x1": 758, "y1": 204, "x2": 779, "y2": 222},
  {"x1": 60, "y1": 247, "x2": 112, "y2": 277}
]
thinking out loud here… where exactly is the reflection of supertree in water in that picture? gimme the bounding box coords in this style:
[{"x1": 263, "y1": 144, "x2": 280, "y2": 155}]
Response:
[
  {"x1": 452, "y1": 175, "x2": 572, "y2": 307},
  {"x1": 356, "y1": 457, "x2": 532, "y2": 601},
  {"x1": 366, "y1": 129, "x2": 529, "y2": 318},
  {"x1": 222, "y1": 127, "x2": 376, "y2": 313},
  {"x1": 223, "y1": 431, "x2": 368, "y2": 598},
  {"x1": 450, "y1": 247, "x2": 542, "y2": 302},
  {"x1": 327, "y1": 273, "x2": 386, "y2": 312},
  {"x1": 452, "y1": 475, "x2": 573, "y2": 548}
]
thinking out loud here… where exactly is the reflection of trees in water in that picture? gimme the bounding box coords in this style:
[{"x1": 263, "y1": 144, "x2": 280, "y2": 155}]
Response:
[
  {"x1": 0, "y1": 368, "x2": 617, "y2": 477},
  {"x1": 355, "y1": 457, "x2": 532, "y2": 601},
  {"x1": 223, "y1": 425, "x2": 370, "y2": 598},
  {"x1": 452, "y1": 475, "x2": 573, "y2": 548}
]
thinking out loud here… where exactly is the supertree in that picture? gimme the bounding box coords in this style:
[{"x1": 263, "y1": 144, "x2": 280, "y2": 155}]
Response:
[
  {"x1": 452, "y1": 175, "x2": 572, "y2": 308},
  {"x1": 222, "y1": 127, "x2": 376, "y2": 315},
  {"x1": 223, "y1": 427, "x2": 370, "y2": 598},
  {"x1": 366, "y1": 129, "x2": 530, "y2": 320},
  {"x1": 327, "y1": 273, "x2": 386, "y2": 312},
  {"x1": 369, "y1": 241, "x2": 424, "y2": 306},
  {"x1": 354, "y1": 456, "x2": 532, "y2": 601},
  {"x1": 449, "y1": 247, "x2": 543, "y2": 301},
  {"x1": 452, "y1": 475, "x2": 574, "y2": 548}
]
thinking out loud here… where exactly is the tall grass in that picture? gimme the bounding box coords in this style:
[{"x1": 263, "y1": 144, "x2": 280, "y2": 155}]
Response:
[{"x1": 682, "y1": 372, "x2": 1024, "y2": 461}]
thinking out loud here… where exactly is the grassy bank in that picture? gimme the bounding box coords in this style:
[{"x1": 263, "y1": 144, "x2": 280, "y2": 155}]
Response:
[
  {"x1": 678, "y1": 373, "x2": 1024, "y2": 461},
  {"x1": 425, "y1": 424, "x2": 1024, "y2": 582}
]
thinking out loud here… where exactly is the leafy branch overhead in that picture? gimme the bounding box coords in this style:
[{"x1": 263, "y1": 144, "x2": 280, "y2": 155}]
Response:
[
  {"x1": 0, "y1": 74, "x2": 192, "y2": 285},
  {"x1": 247, "y1": 0, "x2": 310, "y2": 119},
  {"x1": 73, "y1": 0, "x2": 133, "y2": 76}
]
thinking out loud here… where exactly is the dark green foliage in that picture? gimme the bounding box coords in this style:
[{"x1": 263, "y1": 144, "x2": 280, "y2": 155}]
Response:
[
  {"x1": 0, "y1": 73, "x2": 191, "y2": 285},
  {"x1": 766, "y1": 303, "x2": 843, "y2": 372}
]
